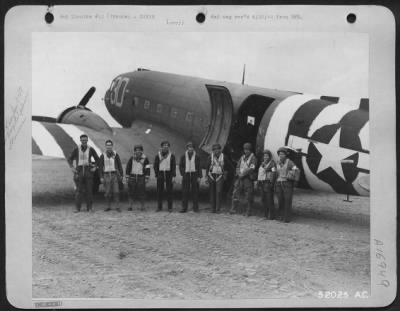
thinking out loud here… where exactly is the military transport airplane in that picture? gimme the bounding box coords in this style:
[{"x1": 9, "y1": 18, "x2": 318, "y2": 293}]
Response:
[{"x1": 32, "y1": 68, "x2": 370, "y2": 196}]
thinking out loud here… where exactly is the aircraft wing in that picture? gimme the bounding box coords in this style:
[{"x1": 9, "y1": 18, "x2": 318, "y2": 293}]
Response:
[{"x1": 32, "y1": 119, "x2": 188, "y2": 164}]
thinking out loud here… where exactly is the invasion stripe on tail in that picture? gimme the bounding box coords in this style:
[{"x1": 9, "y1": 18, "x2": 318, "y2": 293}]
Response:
[
  {"x1": 41, "y1": 122, "x2": 78, "y2": 159},
  {"x1": 32, "y1": 121, "x2": 64, "y2": 158},
  {"x1": 58, "y1": 124, "x2": 102, "y2": 155},
  {"x1": 32, "y1": 137, "x2": 42, "y2": 155}
]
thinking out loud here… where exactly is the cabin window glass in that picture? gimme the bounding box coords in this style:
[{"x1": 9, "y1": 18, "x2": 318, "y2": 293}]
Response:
[
  {"x1": 185, "y1": 112, "x2": 193, "y2": 122},
  {"x1": 156, "y1": 104, "x2": 162, "y2": 113},
  {"x1": 144, "y1": 100, "x2": 151, "y2": 110},
  {"x1": 170, "y1": 108, "x2": 178, "y2": 118}
]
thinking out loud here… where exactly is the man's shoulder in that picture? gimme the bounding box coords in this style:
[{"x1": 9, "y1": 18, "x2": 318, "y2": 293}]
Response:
[{"x1": 89, "y1": 146, "x2": 99, "y2": 153}]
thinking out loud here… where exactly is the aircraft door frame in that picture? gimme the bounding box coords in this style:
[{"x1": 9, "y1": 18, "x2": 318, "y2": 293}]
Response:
[{"x1": 200, "y1": 85, "x2": 233, "y2": 153}]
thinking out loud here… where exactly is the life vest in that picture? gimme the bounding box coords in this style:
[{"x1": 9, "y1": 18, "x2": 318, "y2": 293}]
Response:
[
  {"x1": 257, "y1": 160, "x2": 275, "y2": 181},
  {"x1": 210, "y1": 153, "x2": 224, "y2": 175},
  {"x1": 159, "y1": 152, "x2": 171, "y2": 171},
  {"x1": 131, "y1": 154, "x2": 146, "y2": 175},
  {"x1": 185, "y1": 151, "x2": 196, "y2": 173},
  {"x1": 239, "y1": 153, "x2": 255, "y2": 174},
  {"x1": 276, "y1": 159, "x2": 297, "y2": 181},
  {"x1": 78, "y1": 146, "x2": 90, "y2": 166},
  {"x1": 103, "y1": 150, "x2": 117, "y2": 172}
]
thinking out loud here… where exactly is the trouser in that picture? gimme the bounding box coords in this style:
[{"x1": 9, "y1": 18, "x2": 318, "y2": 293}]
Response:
[
  {"x1": 103, "y1": 172, "x2": 120, "y2": 203},
  {"x1": 231, "y1": 177, "x2": 254, "y2": 215},
  {"x1": 157, "y1": 172, "x2": 173, "y2": 210},
  {"x1": 260, "y1": 181, "x2": 275, "y2": 219},
  {"x1": 182, "y1": 173, "x2": 199, "y2": 211},
  {"x1": 275, "y1": 181, "x2": 294, "y2": 222},
  {"x1": 209, "y1": 174, "x2": 224, "y2": 213},
  {"x1": 74, "y1": 167, "x2": 94, "y2": 211},
  {"x1": 128, "y1": 175, "x2": 146, "y2": 206}
]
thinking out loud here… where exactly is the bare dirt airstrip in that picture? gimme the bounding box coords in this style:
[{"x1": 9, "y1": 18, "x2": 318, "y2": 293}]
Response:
[{"x1": 32, "y1": 157, "x2": 370, "y2": 299}]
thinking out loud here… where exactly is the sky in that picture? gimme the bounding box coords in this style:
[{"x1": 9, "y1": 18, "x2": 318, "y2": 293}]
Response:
[{"x1": 32, "y1": 32, "x2": 368, "y2": 127}]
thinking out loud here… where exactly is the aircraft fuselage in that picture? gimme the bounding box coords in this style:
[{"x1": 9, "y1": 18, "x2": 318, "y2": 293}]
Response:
[{"x1": 104, "y1": 69, "x2": 369, "y2": 196}]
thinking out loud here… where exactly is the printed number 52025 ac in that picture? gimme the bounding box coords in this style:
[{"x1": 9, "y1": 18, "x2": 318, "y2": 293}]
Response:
[{"x1": 317, "y1": 291, "x2": 349, "y2": 299}]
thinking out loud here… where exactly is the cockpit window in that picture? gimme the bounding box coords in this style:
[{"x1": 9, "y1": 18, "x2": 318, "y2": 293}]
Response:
[{"x1": 117, "y1": 80, "x2": 128, "y2": 104}]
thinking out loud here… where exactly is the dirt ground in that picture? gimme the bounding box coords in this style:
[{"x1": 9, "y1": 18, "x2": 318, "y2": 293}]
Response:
[{"x1": 32, "y1": 157, "x2": 370, "y2": 299}]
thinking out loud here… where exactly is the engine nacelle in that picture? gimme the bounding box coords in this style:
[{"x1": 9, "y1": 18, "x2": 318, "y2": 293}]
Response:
[{"x1": 56, "y1": 106, "x2": 112, "y2": 133}]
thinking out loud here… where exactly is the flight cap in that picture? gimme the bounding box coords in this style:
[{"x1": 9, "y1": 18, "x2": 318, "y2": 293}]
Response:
[
  {"x1": 186, "y1": 141, "x2": 194, "y2": 148},
  {"x1": 277, "y1": 147, "x2": 289, "y2": 155},
  {"x1": 160, "y1": 140, "x2": 170, "y2": 147}
]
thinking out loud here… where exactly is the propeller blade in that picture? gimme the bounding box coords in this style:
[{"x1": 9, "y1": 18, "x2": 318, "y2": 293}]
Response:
[{"x1": 77, "y1": 86, "x2": 96, "y2": 107}]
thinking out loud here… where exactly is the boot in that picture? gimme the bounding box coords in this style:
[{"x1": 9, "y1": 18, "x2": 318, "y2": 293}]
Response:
[
  {"x1": 104, "y1": 198, "x2": 112, "y2": 211},
  {"x1": 245, "y1": 202, "x2": 252, "y2": 217},
  {"x1": 229, "y1": 200, "x2": 239, "y2": 214}
]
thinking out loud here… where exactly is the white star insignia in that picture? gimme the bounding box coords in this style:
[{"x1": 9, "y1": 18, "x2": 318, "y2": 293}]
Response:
[{"x1": 313, "y1": 128, "x2": 358, "y2": 181}]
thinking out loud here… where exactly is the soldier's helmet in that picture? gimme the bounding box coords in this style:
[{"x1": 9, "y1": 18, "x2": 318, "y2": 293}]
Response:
[
  {"x1": 243, "y1": 142, "x2": 252, "y2": 150},
  {"x1": 212, "y1": 143, "x2": 222, "y2": 151},
  {"x1": 263, "y1": 149, "x2": 272, "y2": 158},
  {"x1": 134, "y1": 144, "x2": 144, "y2": 152}
]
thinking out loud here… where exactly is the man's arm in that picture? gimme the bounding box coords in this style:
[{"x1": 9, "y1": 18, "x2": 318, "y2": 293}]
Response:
[
  {"x1": 67, "y1": 148, "x2": 77, "y2": 171},
  {"x1": 125, "y1": 157, "x2": 132, "y2": 176},
  {"x1": 171, "y1": 154, "x2": 176, "y2": 177},
  {"x1": 178, "y1": 155, "x2": 185, "y2": 177},
  {"x1": 144, "y1": 157, "x2": 151, "y2": 177},
  {"x1": 222, "y1": 155, "x2": 230, "y2": 180},
  {"x1": 98, "y1": 155, "x2": 104, "y2": 179},
  {"x1": 196, "y1": 155, "x2": 202, "y2": 179},
  {"x1": 153, "y1": 154, "x2": 160, "y2": 178},
  {"x1": 90, "y1": 148, "x2": 100, "y2": 166},
  {"x1": 115, "y1": 154, "x2": 123, "y2": 177}
]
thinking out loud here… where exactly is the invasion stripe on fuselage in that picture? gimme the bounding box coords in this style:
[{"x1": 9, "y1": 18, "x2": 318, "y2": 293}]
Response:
[
  {"x1": 41, "y1": 122, "x2": 78, "y2": 159},
  {"x1": 358, "y1": 122, "x2": 369, "y2": 151},
  {"x1": 264, "y1": 94, "x2": 319, "y2": 153},
  {"x1": 32, "y1": 121, "x2": 64, "y2": 158},
  {"x1": 320, "y1": 96, "x2": 339, "y2": 103},
  {"x1": 286, "y1": 99, "x2": 334, "y2": 140},
  {"x1": 307, "y1": 104, "x2": 354, "y2": 137},
  {"x1": 58, "y1": 124, "x2": 102, "y2": 155}
]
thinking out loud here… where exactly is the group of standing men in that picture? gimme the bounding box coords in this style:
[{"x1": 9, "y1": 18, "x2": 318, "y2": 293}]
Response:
[{"x1": 67, "y1": 134, "x2": 299, "y2": 223}]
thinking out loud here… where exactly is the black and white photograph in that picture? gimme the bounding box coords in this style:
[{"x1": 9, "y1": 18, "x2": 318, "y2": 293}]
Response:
[
  {"x1": 31, "y1": 30, "x2": 372, "y2": 299},
  {"x1": 4, "y1": 5, "x2": 396, "y2": 308}
]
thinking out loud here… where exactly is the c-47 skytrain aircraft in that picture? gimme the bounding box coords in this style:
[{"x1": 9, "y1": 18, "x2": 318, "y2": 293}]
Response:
[{"x1": 32, "y1": 68, "x2": 370, "y2": 196}]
